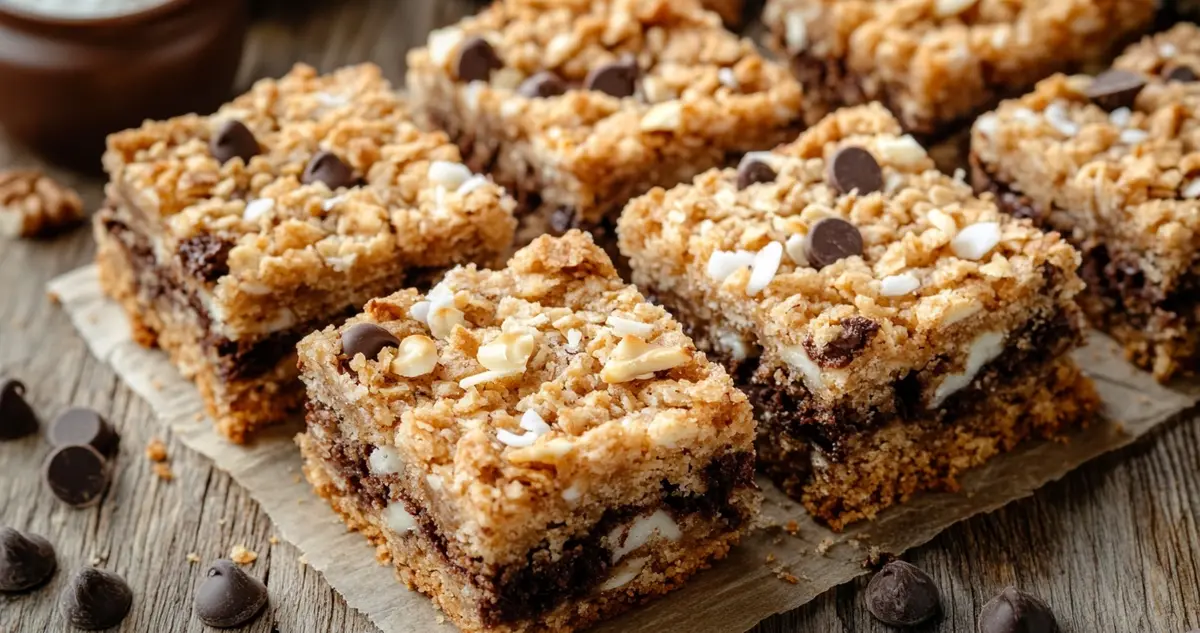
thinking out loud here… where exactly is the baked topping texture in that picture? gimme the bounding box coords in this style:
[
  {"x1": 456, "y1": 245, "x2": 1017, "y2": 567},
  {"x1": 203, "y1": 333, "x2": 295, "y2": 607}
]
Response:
[
  {"x1": 618, "y1": 103, "x2": 1083, "y2": 412},
  {"x1": 297, "y1": 231, "x2": 757, "y2": 568},
  {"x1": 970, "y1": 23, "x2": 1200, "y2": 380},
  {"x1": 763, "y1": 0, "x2": 1157, "y2": 134},
  {"x1": 405, "y1": 0, "x2": 803, "y2": 227},
  {"x1": 103, "y1": 63, "x2": 517, "y2": 340}
]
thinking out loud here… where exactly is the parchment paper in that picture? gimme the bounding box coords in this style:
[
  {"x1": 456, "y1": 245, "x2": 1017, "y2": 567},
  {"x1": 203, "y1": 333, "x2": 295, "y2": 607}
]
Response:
[{"x1": 49, "y1": 264, "x2": 1199, "y2": 633}]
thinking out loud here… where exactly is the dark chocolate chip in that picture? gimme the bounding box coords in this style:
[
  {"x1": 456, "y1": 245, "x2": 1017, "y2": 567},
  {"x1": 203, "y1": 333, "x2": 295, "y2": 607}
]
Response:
[
  {"x1": 209, "y1": 120, "x2": 260, "y2": 165},
  {"x1": 979, "y1": 587, "x2": 1058, "y2": 633},
  {"x1": 59, "y1": 567, "x2": 133, "y2": 631},
  {"x1": 517, "y1": 71, "x2": 568, "y2": 99},
  {"x1": 802, "y1": 316, "x2": 879, "y2": 369},
  {"x1": 49, "y1": 408, "x2": 119, "y2": 457},
  {"x1": 302, "y1": 150, "x2": 357, "y2": 190},
  {"x1": 0, "y1": 527, "x2": 57, "y2": 592},
  {"x1": 1084, "y1": 69, "x2": 1146, "y2": 111},
  {"x1": 584, "y1": 56, "x2": 639, "y2": 98},
  {"x1": 178, "y1": 234, "x2": 234, "y2": 283},
  {"x1": 804, "y1": 217, "x2": 864, "y2": 269},
  {"x1": 43, "y1": 445, "x2": 111, "y2": 508},
  {"x1": 865, "y1": 560, "x2": 941, "y2": 627},
  {"x1": 195, "y1": 559, "x2": 269, "y2": 628},
  {"x1": 737, "y1": 157, "x2": 777, "y2": 190},
  {"x1": 1164, "y1": 65, "x2": 1197, "y2": 83},
  {"x1": 455, "y1": 36, "x2": 503, "y2": 83},
  {"x1": 827, "y1": 146, "x2": 883, "y2": 195},
  {"x1": 340, "y1": 323, "x2": 400, "y2": 361},
  {"x1": 0, "y1": 378, "x2": 38, "y2": 441}
]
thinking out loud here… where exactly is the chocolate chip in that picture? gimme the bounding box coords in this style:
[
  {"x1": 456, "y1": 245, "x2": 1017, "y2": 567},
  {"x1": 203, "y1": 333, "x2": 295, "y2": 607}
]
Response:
[
  {"x1": 979, "y1": 587, "x2": 1058, "y2": 633},
  {"x1": 178, "y1": 234, "x2": 234, "y2": 283},
  {"x1": 340, "y1": 323, "x2": 400, "y2": 361},
  {"x1": 43, "y1": 445, "x2": 111, "y2": 508},
  {"x1": 517, "y1": 71, "x2": 569, "y2": 99},
  {"x1": 302, "y1": 150, "x2": 357, "y2": 190},
  {"x1": 804, "y1": 217, "x2": 864, "y2": 269},
  {"x1": 1085, "y1": 69, "x2": 1146, "y2": 111},
  {"x1": 827, "y1": 146, "x2": 883, "y2": 195},
  {"x1": 0, "y1": 378, "x2": 38, "y2": 441},
  {"x1": 455, "y1": 36, "x2": 503, "y2": 83},
  {"x1": 802, "y1": 316, "x2": 879, "y2": 369},
  {"x1": 0, "y1": 527, "x2": 57, "y2": 592},
  {"x1": 865, "y1": 560, "x2": 941, "y2": 627},
  {"x1": 737, "y1": 157, "x2": 777, "y2": 190},
  {"x1": 1164, "y1": 65, "x2": 1197, "y2": 83},
  {"x1": 49, "y1": 408, "x2": 119, "y2": 457},
  {"x1": 209, "y1": 120, "x2": 259, "y2": 165},
  {"x1": 584, "y1": 56, "x2": 639, "y2": 98},
  {"x1": 59, "y1": 567, "x2": 133, "y2": 631},
  {"x1": 195, "y1": 559, "x2": 269, "y2": 628}
]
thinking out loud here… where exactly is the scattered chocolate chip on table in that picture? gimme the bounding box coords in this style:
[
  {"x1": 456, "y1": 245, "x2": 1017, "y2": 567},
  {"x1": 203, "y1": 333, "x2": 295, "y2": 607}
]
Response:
[
  {"x1": 0, "y1": 378, "x2": 39, "y2": 441},
  {"x1": 59, "y1": 567, "x2": 133, "y2": 631},
  {"x1": 43, "y1": 445, "x2": 112, "y2": 508},
  {"x1": 48, "y1": 407, "x2": 120, "y2": 457},
  {"x1": 865, "y1": 560, "x2": 941, "y2": 627},
  {"x1": 979, "y1": 586, "x2": 1059, "y2": 633},
  {"x1": 0, "y1": 527, "x2": 57, "y2": 592},
  {"x1": 194, "y1": 559, "x2": 269, "y2": 628}
]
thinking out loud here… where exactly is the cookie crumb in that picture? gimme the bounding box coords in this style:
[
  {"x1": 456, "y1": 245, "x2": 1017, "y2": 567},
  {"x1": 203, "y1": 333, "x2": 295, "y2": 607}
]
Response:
[
  {"x1": 145, "y1": 438, "x2": 168, "y2": 462},
  {"x1": 152, "y1": 462, "x2": 174, "y2": 481},
  {"x1": 150, "y1": 379, "x2": 163, "y2": 391},
  {"x1": 230, "y1": 545, "x2": 258, "y2": 565},
  {"x1": 268, "y1": 535, "x2": 280, "y2": 545},
  {"x1": 816, "y1": 537, "x2": 835, "y2": 555},
  {"x1": 0, "y1": 170, "x2": 85, "y2": 238},
  {"x1": 298, "y1": 554, "x2": 309, "y2": 567},
  {"x1": 784, "y1": 520, "x2": 800, "y2": 536},
  {"x1": 186, "y1": 552, "x2": 201, "y2": 564},
  {"x1": 764, "y1": 553, "x2": 777, "y2": 564},
  {"x1": 775, "y1": 569, "x2": 799, "y2": 584},
  {"x1": 46, "y1": 290, "x2": 61, "y2": 305},
  {"x1": 89, "y1": 553, "x2": 108, "y2": 566}
]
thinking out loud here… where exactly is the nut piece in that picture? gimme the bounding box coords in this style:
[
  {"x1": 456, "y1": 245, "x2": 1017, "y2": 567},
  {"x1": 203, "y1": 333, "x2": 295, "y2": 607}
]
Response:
[
  {"x1": 601, "y1": 336, "x2": 690, "y2": 384},
  {"x1": 0, "y1": 170, "x2": 84, "y2": 238},
  {"x1": 390, "y1": 335, "x2": 438, "y2": 378}
]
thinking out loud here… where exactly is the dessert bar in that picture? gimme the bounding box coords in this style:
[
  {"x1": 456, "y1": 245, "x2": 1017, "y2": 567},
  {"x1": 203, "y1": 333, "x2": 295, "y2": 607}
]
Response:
[
  {"x1": 406, "y1": 0, "x2": 803, "y2": 242},
  {"x1": 618, "y1": 104, "x2": 1098, "y2": 530},
  {"x1": 297, "y1": 231, "x2": 758, "y2": 632},
  {"x1": 970, "y1": 23, "x2": 1200, "y2": 381},
  {"x1": 762, "y1": 0, "x2": 1156, "y2": 137},
  {"x1": 96, "y1": 63, "x2": 516, "y2": 442}
]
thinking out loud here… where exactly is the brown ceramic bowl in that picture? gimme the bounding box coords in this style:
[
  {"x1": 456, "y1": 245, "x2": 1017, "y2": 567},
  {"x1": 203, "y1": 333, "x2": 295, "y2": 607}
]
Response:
[{"x1": 0, "y1": 0, "x2": 248, "y2": 170}]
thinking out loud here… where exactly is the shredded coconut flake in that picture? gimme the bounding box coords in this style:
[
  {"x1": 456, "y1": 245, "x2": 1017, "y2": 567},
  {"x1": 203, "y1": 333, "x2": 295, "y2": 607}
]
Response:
[
  {"x1": 746, "y1": 242, "x2": 783, "y2": 295},
  {"x1": 565, "y1": 328, "x2": 583, "y2": 351},
  {"x1": 1119, "y1": 129, "x2": 1149, "y2": 145},
  {"x1": 950, "y1": 222, "x2": 1002, "y2": 261},
  {"x1": 880, "y1": 273, "x2": 920, "y2": 297},
  {"x1": 784, "y1": 12, "x2": 808, "y2": 52},
  {"x1": 706, "y1": 249, "x2": 755, "y2": 282},
  {"x1": 1109, "y1": 107, "x2": 1132, "y2": 128},
  {"x1": 243, "y1": 198, "x2": 274, "y2": 222},
  {"x1": 456, "y1": 174, "x2": 490, "y2": 196},
  {"x1": 717, "y1": 67, "x2": 739, "y2": 89},
  {"x1": 1044, "y1": 102, "x2": 1079, "y2": 137},
  {"x1": 606, "y1": 315, "x2": 655, "y2": 338},
  {"x1": 1182, "y1": 177, "x2": 1200, "y2": 199}
]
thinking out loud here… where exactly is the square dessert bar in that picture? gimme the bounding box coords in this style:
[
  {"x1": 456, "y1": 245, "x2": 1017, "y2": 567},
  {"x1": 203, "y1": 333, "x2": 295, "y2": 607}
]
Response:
[
  {"x1": 618, "y1": 104, "x2": 1098, "y2": 530},
  {"x1": 763, "y1": 0, "x2": 1156, "y2": 137},
  {"x1": 970, "y1": 24, "x2": 1200, "y2": 381},
  {"x1": 96, "y1": 64, "x2": 516, "y2": 443},
  {"x1": 406, "y1": 0, "x2": 803, "y2": 241},
  {"x1": 297, "y1": 231, "x2": 758, "y2": 633}
]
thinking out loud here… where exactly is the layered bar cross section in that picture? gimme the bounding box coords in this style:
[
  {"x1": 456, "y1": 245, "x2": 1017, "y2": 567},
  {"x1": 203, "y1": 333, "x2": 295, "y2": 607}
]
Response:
[
  {"x1": 96, "y1": 64, "x2": 516, "y2": 442},
  {"x1": 618, "y1": 104, "x2": 1098, "y2": 530},
  {"x1": 297, "y1": 231, "x2": 758, "y2": 632},
  {"x1": 405, "y1": 0, "x2": 803, "y2": 242},
  {"x1": 970, "y1": 23, "x2": 1200, "y2": 381}
]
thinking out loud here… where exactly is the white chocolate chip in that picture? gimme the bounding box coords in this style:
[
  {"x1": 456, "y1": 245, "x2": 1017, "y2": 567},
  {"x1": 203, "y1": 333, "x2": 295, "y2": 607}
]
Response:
[
  {"x1": 606, "y1": 315, "x2": 655, "y2": 338},
  {"x1": 880, "y1": 273, "x2": 920, "y2": 297},
  {"x1": 950, "y1": 222, "x2": 1002, "y2": 260},
  {"x1": 458, "y1": 369, "x2": 520, "y2": 389},
  {"x1": 975, "y1": 113, "x2": 999, "y2": 137},
  {"x1": 321, "y1": 195, "x2": 346, "y2": 212},
  {"x1": 315, "y1": 92, "x2": 349, "y2": 108},
  {"x1": 428, "y1": 305, "x2": 465, "y2": 339},
  {"x1": 601, "y1": 336, "x2": 689, "y2": 384},
  {"x1": 746, "y1": 241, "x2": 783, "y2": 295},
  {"x1": 716, "y1": 328, "x2": 757, "y2": 362},
  {"x1": 410, "y1": 301, "x2": 431, "y2": 324},
  {"x1": 384, "y1": 502, "x2": 417, "y2": 534},
  {"x1": 565, "y1": 328, "x2": 583, "y2": 352},
  {"x1": 780, "y1": 344, "x2": 824, "y2": 390},
  {"x1": 935, "y1": 0, "x2": 978, "y2": 16},
  {"x1": 609, "y1": 510, "x2": 681, "y2": 563},
  {"x1": 784, "y1": 12, "x2": 808, "y2": 52},
  {"x1": 427, "y1": 27, "x2": 463, "y2": 67},
  {"x1": 1012, "y1": 107, "x2": 1038, "y2": 124},
  {"x1": 390, "y1": 335, "x2": 438, "y2": 378},
  {"x1": 1119, "y1": 129, "x2": 1149, "y2": 145},
  {"x1": 368, "y1": 446, "x2": 405, "y2": 476},
  {"x1": 875, "y1": 135, "x2": 926, "y2": 168},
  {"x1": 1182, "y1": 176, "x2": 1200, "y2": 199},
  {"x1": 1160, "y1": 43, "x2": 1178, "y2": 58},
  {"x1": 640, "y1": 101, "x2": 683, "y2": 132},
  {"x1": 1109, "y1": 107, "x2": 1132, "y2": 128},
  {"x1": 599, "y1": 557, "x2": 648, "y2": 591},
  {"x1": 428, "y1": 161, "x2": 473, "y2": 190},
  {"x1": 717, "y1": 67, "x2": 739, "y2": 89},
  {"x1": 927, "y1": 208, "x2": 958, "y2": 239},
  {"x1": 243, "y1": 198, "x2": 274, "y2": 222},
  {"x1": 477, "y1": 331, "x2": 536, "y2": 373},
  {"x1": 706, "y1": 249, "x2": 755, "y2": 282},
  {"x1": 930, "y1": 331, "x2": 1006, "y2": 407},
  {"x1": 1044, "y1": 101, "x2": 1079, "y2": 137},
  {"x1": 785, "y1": 234, "x2": 808, "y2": 267}
]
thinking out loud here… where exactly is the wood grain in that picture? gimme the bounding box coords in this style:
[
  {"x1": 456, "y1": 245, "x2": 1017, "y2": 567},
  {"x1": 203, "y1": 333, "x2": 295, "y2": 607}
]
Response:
[{"x1": 1, "y1": 2, "x2": 1198, "y2": 632}]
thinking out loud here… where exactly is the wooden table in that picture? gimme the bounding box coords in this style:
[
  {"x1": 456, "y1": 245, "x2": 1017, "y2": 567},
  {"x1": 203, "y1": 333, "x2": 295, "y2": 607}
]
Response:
[{"x1": 2, "y1": 2, "x2": 1198, "y2": 631}]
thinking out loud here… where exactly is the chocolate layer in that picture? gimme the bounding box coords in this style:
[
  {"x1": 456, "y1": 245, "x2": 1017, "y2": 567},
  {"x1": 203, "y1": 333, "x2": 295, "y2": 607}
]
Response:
[{"x1": 305, "y1": 401, "x2": 754, "y2": 626}]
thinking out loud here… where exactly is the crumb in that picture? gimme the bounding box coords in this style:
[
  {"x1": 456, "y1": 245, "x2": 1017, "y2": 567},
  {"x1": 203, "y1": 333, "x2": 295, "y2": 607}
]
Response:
[
  {"x1": 765, "y1": 553, "x2": 777, "y2": 564},
  {"x1": 298, "y1": 554, "x2": 309, "y2": 567},
  {"x1": 292, "y1": 474, "x2": 302, "y2": 484},
  {"x1": 46, "y1": 290, "x2": 61, "y2": 305},
  {"x1": 186, "y1": 552, "x2": 201, "y2": 564},
  {"x1": 150, "y1": 379, "x2": 163, "y2": 391},
  {"x1": 784, "y1": 520, "x2": 799, "y2": 536},
  {"x1": 436, "y1": 614, "x2": 447, "y2": 624},
  {"x1": 268, "y1": 535, "x2": 280, "y2": 545},
  {"x1": 152, "y1": 462, "x2": 174, "y2": 481},
  {"x1": 218, "y1": 517, "x2": 227, "y2": 526},
  {"x1": 193, "y1": 412, "x2": 204, "y2": 422},
  {"x1": 145, "y1": 437, "x2": 168, "y2": 462},
  {"x1": 865, "y1": 546, "x2": 884, "y2": 567},
  {"x1": 775, "y1": 569, "x2": 799, "y2": 584},
  {"x1": 816, "y1": 537, "x2": 835, "y2": 555},
  {"x1": 230, "y1": 545, "x2": 258, "y2": 565},
  {"x1": 89, "y1": 553, "x2": 108, "y2": 566},
  {"x1": 772, "y1": 535, "x2": 783, "y2": 545}
]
